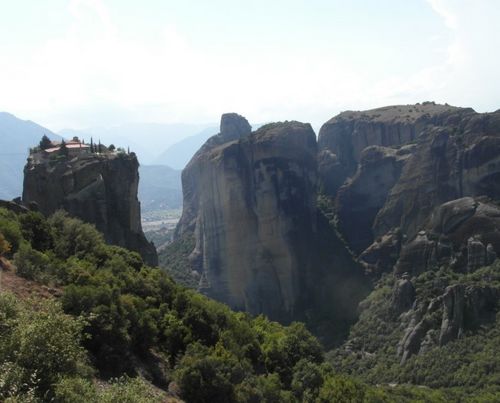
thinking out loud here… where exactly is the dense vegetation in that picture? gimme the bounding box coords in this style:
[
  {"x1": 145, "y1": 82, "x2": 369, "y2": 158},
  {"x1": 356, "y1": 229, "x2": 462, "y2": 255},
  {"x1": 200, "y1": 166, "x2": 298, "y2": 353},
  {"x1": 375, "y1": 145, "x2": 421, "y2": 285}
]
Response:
[
  {"x1": 328, "y1": 265, "x2": 500, "y2": 401},
  {"x1": 2, "y1": 206, "x2": 499, "y2": 401},
  {"x1": 158, "y1": 233, "x2": 199, "y2": 288},
  {"x1": 0, "y1": 206, "x2": 381, "y2": 402}
]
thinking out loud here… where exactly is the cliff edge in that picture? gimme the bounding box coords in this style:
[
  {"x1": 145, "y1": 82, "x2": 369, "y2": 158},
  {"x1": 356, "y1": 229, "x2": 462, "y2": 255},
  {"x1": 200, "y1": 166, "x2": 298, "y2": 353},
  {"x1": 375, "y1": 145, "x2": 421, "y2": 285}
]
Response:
[{"x1": 22, "y1": 141, "x2": 157, "y2": 266}]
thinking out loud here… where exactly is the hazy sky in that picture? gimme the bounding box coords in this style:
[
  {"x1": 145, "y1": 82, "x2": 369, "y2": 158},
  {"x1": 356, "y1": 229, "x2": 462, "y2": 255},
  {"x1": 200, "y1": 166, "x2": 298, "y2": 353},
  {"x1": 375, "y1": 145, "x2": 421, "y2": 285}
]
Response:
[{"x1": 0, "y1": 0, "x2": 499, "y2": 132}]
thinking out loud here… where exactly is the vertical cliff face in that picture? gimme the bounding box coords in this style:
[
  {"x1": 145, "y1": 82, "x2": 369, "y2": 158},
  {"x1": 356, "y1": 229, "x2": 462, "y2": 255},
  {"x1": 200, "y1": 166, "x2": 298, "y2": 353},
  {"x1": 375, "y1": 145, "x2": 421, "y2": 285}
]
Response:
[
  {"x1": 335, "y1": 145, "x2": 413, "y2": 254},
  {"x1": 374, "y1": 109, "x2": 500, "y2": 240},
  {"x1": 23, "y1": 152, "x2": 158, "y2": 266},
  {"x1": 176, "y1": 114, "x2": 322, "y2": 320},
  {"x1": 317, "y1": 103, "x2": 500, "y2": 275},
  {"x1": 317, "y1": 103, "x2": 470, "y2": 197}
]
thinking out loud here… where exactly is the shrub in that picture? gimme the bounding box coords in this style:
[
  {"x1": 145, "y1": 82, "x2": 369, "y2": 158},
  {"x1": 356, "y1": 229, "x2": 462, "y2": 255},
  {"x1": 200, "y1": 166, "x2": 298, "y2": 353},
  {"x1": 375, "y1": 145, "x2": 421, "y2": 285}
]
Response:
[
  {"x1": 174, "y1": 344, "x2": 249, "y2": 403},
  {"x1": 13, "y1": 243, "x2": 50, "y2": 281},
  {"x1": 317, "y1": 374, "x2": 367, "y2": 403},
  {"x1": 54, "y1": 377, "x2": 98, "y2": 403},
  {"x1": 0, "y1": 296, "x2": 91, "y2": 400},
  {"x1": 19, "y1": 211, "x2": 53, "y2": 251}
]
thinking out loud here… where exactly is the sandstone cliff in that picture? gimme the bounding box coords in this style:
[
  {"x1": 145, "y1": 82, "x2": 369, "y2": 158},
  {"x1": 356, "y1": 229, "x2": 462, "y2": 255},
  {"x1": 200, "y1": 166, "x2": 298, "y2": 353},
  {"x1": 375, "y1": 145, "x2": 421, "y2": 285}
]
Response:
[
  {"x1": 23, "y1": 152, "x2": 157, "y2": 266},
  {"x1": 323, "y1": 103, "x2": 500, "y2": 376},
  {"x1": 318, "y1": 102, "x2": 469, "y2": 196},
  {"x1": 176, "y1": 114, "x2": 320, "y2": 320},
  {"x1": 175, "y1": 113, "x2": 367, "y2": 326},
  {"x1": 172, "y1": 103, "x2": 500, "y2": 362},
  {"x1": 374, "y1": 110, "x2": 500, "y2": 239},
  {"x1": 318, "y1": 103, "x2": 500, "y2": 275}
]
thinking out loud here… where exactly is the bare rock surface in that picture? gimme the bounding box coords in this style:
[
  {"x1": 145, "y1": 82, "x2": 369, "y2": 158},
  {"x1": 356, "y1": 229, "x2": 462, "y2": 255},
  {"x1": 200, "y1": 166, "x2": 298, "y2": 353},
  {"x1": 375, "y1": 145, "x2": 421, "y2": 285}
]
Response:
[
  {"x1": 176, "y1": 115, "x2": 321, "y2": 320},
  {"x1": 23, "y1": 152, "x2": 157, "y2": 266},
  {"x1": 318, "y1": 102, "x2": 468, "y2": 196}
]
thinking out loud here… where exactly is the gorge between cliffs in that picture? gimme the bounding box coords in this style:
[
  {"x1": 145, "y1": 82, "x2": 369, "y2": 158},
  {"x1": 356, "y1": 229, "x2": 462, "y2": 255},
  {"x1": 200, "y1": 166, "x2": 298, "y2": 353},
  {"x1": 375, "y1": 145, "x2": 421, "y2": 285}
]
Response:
[
  {"x1": 4, "y1": 101, "x2": 500, "y2": 401},
  {"x1": 165, "y1": 102, "x2": 500, "y2": 354}
]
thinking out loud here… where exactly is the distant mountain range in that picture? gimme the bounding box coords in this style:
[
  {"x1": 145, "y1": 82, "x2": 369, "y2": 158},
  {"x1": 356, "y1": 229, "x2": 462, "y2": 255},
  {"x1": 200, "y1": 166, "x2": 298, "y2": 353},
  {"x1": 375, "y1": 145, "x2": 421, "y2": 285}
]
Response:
[
  {"x1": 59, "y1": 122, "x2": 215, "y2": 165},
  {"x1": 138, "y1": 165, "x2": 182, "y2": 211},
  {"x1": 0, "y1": 112, "x2": 257, "y2": 209},
  {"x1": 153, "y1": 122, "x2": 266, "y2": 169},
  {"x1": 0, "y1": 112, "x2": 184, "y2": 211},
  {"x1": 0, "y1": 112, "x2": 61, "y2": 199},
  {"x1": 153, "y1": 126, "x2": 218, "y2": 169}
]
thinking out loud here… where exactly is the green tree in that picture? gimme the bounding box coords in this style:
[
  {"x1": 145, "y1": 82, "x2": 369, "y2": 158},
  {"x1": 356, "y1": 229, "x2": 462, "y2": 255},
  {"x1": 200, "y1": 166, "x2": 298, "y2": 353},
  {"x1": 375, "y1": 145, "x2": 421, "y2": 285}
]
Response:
[
  {"x1": 291, "y1": 359, "x2": 324, "y2": 401},
  {"x1": 19, "y1": 211, "x2": 53, "y2": 251},
  {"x1": 235, "y1": 374, "x2": 293, "y2": 403},
  {"x1": 39, "y1": 135, "x2": 52, "y2": 150},
  {"x1": 317, "y1": 374, "x2": 367, "y2": 403},
  {"x1": 174, "y1": 344, "x2": 248, "y2": 403},
  {"x1": 13, "y1": 243, "x2": 50, "y2": 280},
  {"x1": 0, "y1": 296, "x2": 91, "y2": 400}
]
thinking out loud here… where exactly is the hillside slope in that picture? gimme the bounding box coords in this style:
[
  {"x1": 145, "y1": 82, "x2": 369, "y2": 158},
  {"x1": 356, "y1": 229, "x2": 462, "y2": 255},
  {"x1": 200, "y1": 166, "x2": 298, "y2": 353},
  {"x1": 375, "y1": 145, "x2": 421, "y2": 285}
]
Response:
[
  {"x1": 0, "y1": 112, "x2": 61, "y2": 199},
  {"x1": 317, "y1": 103, "x2": 500, "y2": 394},
  {"x1": 0, "y1": 202, "x2": 439, "y2": 403}
]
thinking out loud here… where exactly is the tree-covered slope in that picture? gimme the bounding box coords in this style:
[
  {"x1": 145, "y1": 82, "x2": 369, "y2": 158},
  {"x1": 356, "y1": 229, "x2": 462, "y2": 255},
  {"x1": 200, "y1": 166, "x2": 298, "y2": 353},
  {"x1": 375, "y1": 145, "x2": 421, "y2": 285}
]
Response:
[
  {"x1": 329, "y1": 264, "x2": 500, "y2": 398},
  {"x1": 0, "y1": 204, "x2": 420, "y2": 402}
]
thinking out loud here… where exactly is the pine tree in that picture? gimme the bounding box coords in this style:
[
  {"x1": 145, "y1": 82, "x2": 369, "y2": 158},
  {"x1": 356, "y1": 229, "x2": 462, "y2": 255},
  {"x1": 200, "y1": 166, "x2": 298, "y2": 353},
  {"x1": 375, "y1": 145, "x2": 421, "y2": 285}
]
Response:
[
  {"x1": 90, "y1": 137, "x2": 94, "y2": 153},
  {"x1": 39, "y1": 135, "x2": 52, "y2": 150}
]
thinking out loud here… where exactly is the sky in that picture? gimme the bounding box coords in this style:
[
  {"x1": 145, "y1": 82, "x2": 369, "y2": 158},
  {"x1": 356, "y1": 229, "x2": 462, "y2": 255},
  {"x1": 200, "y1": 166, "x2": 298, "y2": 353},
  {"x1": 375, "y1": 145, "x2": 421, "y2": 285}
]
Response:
[{"x1": 0, "y1": 0, "x2": 499, "y2": 133}]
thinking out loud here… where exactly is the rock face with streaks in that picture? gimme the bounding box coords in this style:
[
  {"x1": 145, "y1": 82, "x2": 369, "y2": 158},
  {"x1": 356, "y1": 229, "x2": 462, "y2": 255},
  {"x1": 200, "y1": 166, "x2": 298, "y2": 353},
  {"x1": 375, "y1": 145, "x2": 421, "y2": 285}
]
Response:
[
  {"x1": 393, "y1": 197, "x2": 500, "y2": 276},
  {"x1": 336, "y1": 145, "x2": 413, "y2": 254},
  {"x1": 176, "y1": 114, "x2": 321, "y2": 320},
  {"x1": 23, "y1": 152, "x2": 157, "y2": 266},
  {"x1": 174, "y1": 103, "x2": 500, "y2": 364},
  {"x1": 317, "y1": 103, "x2": 468, "y2": 197},
  {"x1": 320, "y1": 103, "x2": 500, "y2": 373},
  {"x1": 317, "y1": 103, "x2": 500, "y2": 276},
  {"x1": 397, "y1": 284, "x2": 500, "y2": 364}
]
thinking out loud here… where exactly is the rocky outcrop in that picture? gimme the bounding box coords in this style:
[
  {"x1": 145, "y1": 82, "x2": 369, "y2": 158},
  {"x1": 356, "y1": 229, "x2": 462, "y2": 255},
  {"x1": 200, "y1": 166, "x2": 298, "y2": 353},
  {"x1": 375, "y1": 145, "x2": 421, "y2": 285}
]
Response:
[
  {"x1": 358, "y1": 229, "x2": 401, "y2": 275},
  {"x1": 176, "y1": 114, "x2": 321, "y2": 320},
  {"x1": 318, "y1": 104, "x2": 500, "y2": 278},
  {"x1": 439, "y1": 285, "x2": 466, "y2": 345},
  {"x1": 336, "y1": 145, "x2": 413, "y2": 254},
  {"x1": 175, "y1": 113, "x2": 252, "y2": 237},
  {"x1": 318, "y1": 102, "x2": 468, "y2": 197},
  {"x1": 390, "y1": 273, "x2": 416, "y2": 315},
  {"x1": 23, "y1": 152, "x2": 157, "y2": 266},
  {"x1": 398, "y1": 284, "x2": 500, "y2": 363},
  {"x1": 374, "y1": 110, "x2": 500, "y2": 241},
  {"x1": 393, "y1": 197, "x2": 500, "y2": 275},
  {"x1": 0, "y1": 199, "x2": 29, "y2": 215}
]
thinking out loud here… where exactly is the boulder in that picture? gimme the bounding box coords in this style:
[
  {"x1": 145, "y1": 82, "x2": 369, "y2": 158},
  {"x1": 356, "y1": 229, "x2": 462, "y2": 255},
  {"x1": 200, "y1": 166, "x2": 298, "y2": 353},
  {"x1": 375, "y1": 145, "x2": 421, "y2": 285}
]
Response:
[
  {"x1": 358, "y1": 229, "x2": 401, "y2": 275},
  {"x1": 394, "y1": 231, "x2": 437, "y2": 276}
]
